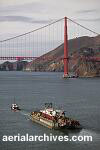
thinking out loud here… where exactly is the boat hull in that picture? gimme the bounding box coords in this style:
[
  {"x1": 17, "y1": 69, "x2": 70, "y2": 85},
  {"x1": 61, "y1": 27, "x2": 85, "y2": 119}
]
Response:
[
  {"x1": 30, "y1": 114, "x2": 82, "y2": 130},
  {"x1": 11, "y1": 107, "x2": 21, "y2": 111}
]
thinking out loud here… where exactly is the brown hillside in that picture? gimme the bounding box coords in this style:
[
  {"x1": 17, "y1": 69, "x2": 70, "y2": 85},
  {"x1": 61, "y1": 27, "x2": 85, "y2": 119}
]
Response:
[{"x1": 25, "y1": 35, "x2": 100, "y2": 77}]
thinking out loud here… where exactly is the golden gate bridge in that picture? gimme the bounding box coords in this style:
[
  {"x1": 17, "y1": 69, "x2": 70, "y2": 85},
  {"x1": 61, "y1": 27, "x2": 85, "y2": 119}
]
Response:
[{"x1": 0, "y1": 17, "x2": 100, "y2": 77}]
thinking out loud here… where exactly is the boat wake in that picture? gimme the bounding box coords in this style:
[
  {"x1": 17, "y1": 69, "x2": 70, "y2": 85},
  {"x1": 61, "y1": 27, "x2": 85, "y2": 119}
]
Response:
[{"x1": 76, "y1": 128, "x2": 100, "y2": 142}]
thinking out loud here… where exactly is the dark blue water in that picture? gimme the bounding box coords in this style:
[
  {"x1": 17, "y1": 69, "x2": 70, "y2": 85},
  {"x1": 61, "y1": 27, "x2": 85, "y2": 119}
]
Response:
[{"x1": 0, "y1": 72, "x2": 100, "y2": 150}]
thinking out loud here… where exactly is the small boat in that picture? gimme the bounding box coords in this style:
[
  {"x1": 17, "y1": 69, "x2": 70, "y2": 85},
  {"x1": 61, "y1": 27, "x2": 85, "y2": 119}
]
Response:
[
  {"x1": 11, "y1": 103, "x2": 21, "y2": 111},
  {"x1": 30, "y1": 103, "x2": 82, "y2": 130}
]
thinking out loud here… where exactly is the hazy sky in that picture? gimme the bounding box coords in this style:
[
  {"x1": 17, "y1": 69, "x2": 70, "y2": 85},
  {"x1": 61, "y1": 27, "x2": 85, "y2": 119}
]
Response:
[{"x1": 0, "y1": 0, "x2": 100, "y2": 40}]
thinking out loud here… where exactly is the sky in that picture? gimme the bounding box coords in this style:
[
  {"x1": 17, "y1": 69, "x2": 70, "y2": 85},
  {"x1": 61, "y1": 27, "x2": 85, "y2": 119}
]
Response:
[
  {"x1": 0, "y1": 0, "x2": 100, "y2": 40},
  {"x1": 0, "y1": 0, "x2": 100, "y2": 63}
]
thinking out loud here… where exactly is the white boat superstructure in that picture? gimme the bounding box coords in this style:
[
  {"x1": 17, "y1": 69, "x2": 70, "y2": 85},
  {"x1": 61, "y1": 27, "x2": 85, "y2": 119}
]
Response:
[{"x1": 11, "y1": 103, "x2": 20, "y2": 111}]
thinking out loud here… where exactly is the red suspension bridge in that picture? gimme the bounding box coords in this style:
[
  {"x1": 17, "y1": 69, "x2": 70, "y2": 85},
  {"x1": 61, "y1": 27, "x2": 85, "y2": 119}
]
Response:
[{"x1": 0, "y1": 17, "x2": 100, "y2": 77}]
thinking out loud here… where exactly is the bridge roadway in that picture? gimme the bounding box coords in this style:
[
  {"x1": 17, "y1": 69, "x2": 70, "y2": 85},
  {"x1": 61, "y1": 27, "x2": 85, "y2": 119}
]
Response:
[{"x1": 0, "y1": 56, "x2": 100, "y2": 62}]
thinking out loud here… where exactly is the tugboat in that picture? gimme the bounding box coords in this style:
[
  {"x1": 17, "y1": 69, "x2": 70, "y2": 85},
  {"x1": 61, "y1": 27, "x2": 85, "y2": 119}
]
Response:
[
  {"x1": 30, "y1": 103, "x2": 82, "y2": 130},
  {"x1": 11, "y1": 104, "x2": 21, "y2": 111}
]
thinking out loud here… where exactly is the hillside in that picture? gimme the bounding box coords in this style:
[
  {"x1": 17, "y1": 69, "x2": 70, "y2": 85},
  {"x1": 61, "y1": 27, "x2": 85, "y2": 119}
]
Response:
[
  {"x1": 24, "y1": 35, "x2": 100, "y2": 77},
  {"x1": 0, "y1": 61, "x2": 28, "y2": 71}
]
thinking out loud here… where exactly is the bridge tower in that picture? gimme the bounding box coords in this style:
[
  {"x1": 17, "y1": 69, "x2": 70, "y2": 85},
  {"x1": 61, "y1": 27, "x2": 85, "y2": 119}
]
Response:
[{"x1": 63, "y1": 17, "x2": 69, "y2": 78}]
